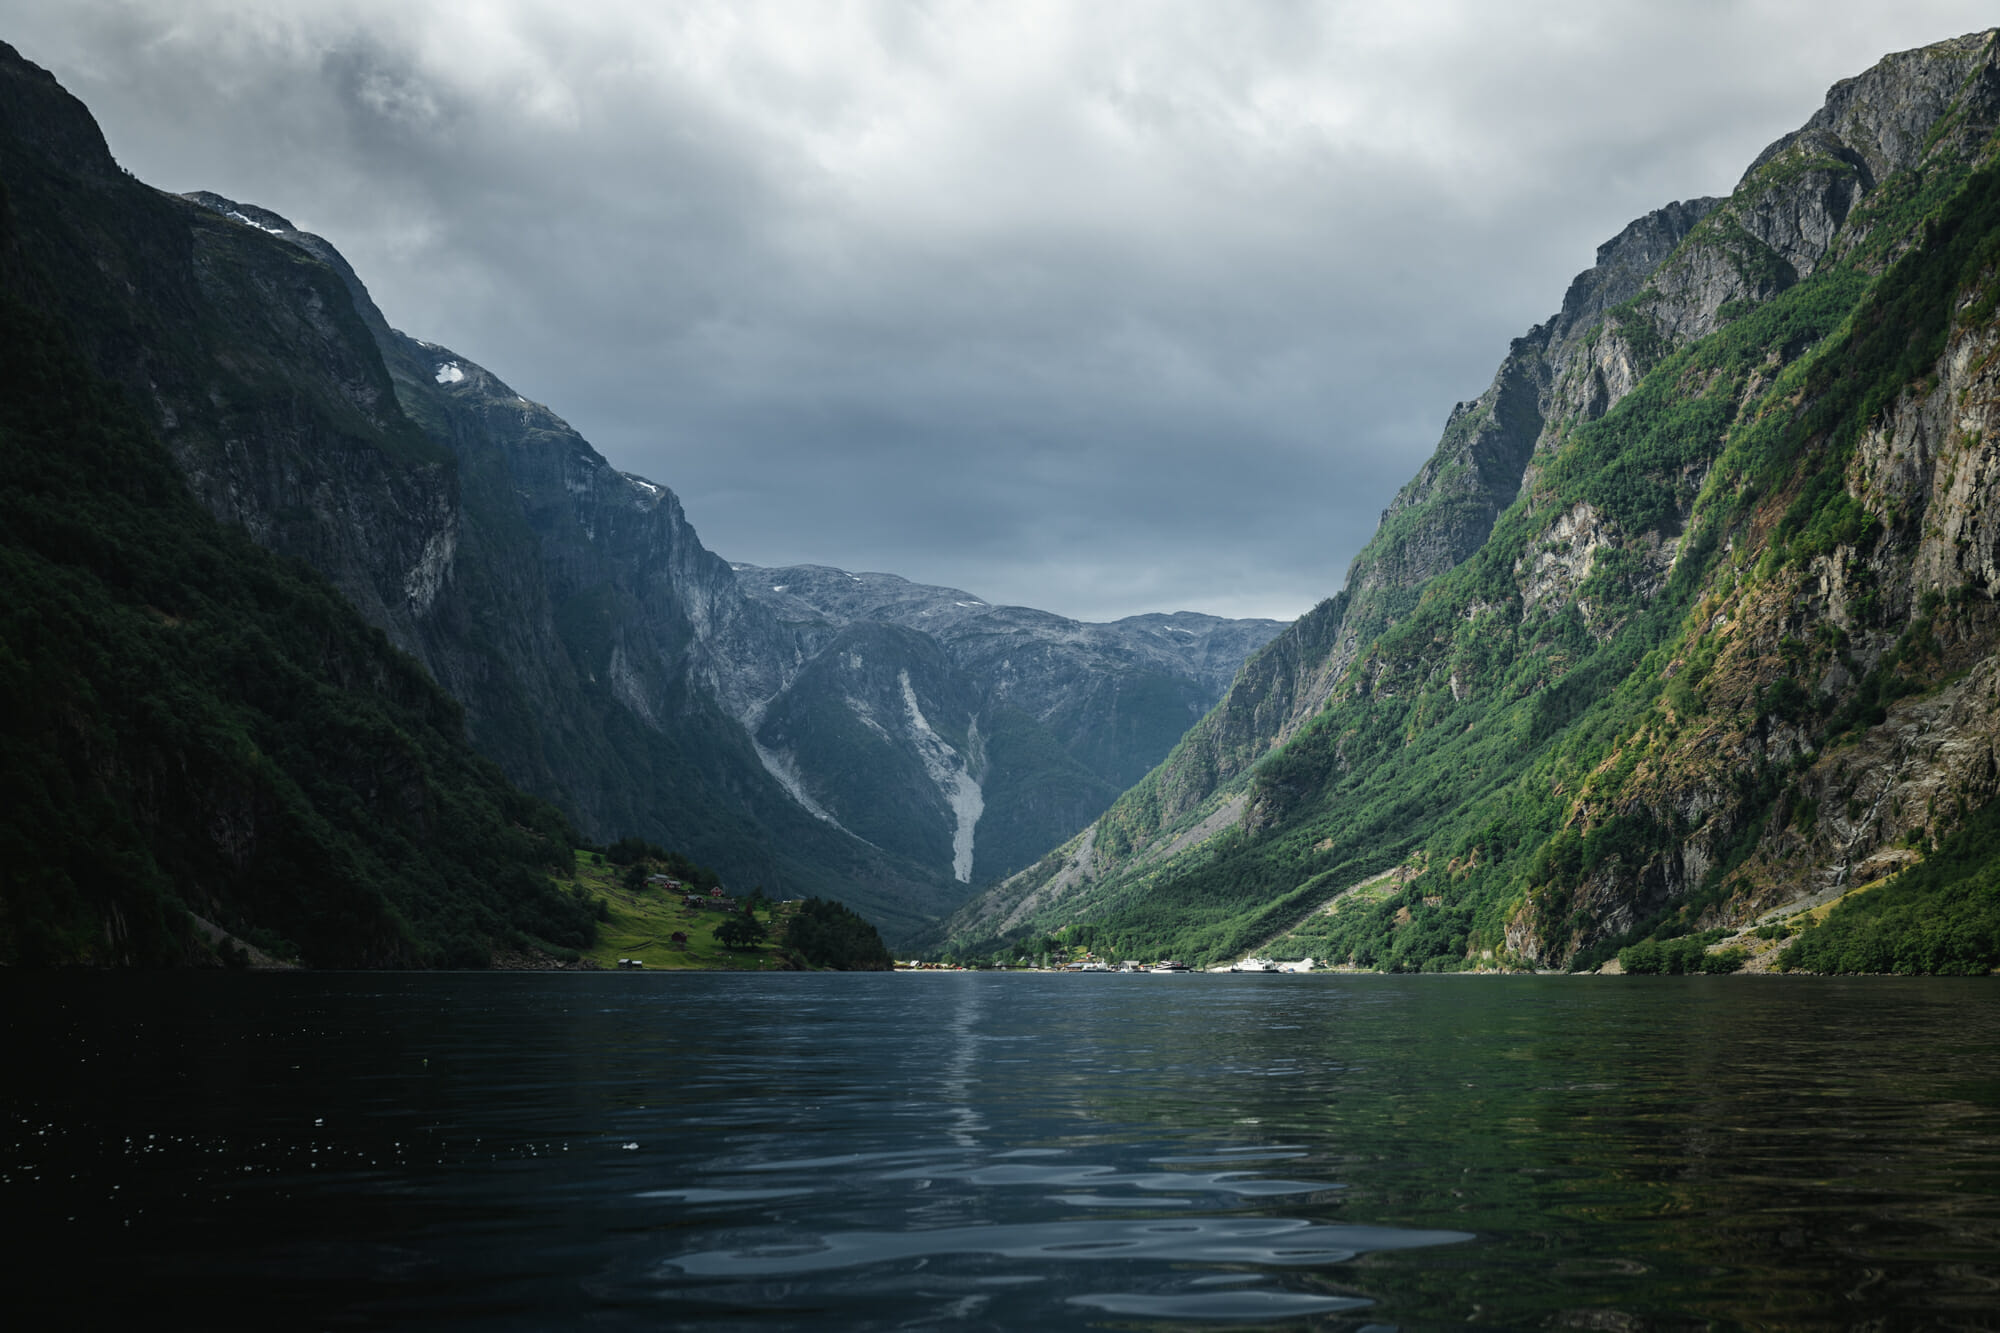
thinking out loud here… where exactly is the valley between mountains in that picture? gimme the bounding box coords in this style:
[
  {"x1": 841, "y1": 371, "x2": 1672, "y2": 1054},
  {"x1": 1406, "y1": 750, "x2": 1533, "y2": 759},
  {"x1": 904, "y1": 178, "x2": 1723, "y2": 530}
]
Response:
[
  {"x1": 6, "y1": 30, "x2": 2000, "y2": 975},
  {"x1": 0, "y1": 36, "x2": 1275, "y2": 963}
]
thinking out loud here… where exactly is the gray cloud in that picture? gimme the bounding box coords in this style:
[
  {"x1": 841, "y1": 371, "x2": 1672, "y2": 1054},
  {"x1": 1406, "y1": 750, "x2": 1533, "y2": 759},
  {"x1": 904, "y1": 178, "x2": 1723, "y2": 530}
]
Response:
[{"x1": 6, "y1": 0, "x2": 1995, "y2": 620}]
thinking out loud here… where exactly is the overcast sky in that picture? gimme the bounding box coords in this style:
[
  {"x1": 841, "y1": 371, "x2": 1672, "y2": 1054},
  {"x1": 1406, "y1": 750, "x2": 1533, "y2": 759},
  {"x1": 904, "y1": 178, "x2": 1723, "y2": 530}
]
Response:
[{"x1": 5, "y1": 2, "x2": 1995, "y2": 621}]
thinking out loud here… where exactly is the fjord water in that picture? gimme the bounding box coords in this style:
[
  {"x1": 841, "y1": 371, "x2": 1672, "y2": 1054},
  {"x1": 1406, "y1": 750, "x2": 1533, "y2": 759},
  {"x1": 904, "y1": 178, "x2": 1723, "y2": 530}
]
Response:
[{"x1": 5, "y1": 974, "x2": 1999, "y2": 1329}]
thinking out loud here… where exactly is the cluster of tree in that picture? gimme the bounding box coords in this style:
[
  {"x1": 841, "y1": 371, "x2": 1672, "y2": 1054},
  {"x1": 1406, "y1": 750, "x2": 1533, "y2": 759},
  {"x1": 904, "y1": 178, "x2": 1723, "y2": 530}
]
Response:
[
  {"x1": 1617, "y1": 931, "x2": 1747, "y2": 975},
  {"x1": 600, "y1": 837, "x2": 723, "y2": 894},
  {"x1": 782, "y1": 897, "x2": 893, "y2": 971},
  {"x1": 715, "y1": 910, "x2": 767, "y2": 951}
]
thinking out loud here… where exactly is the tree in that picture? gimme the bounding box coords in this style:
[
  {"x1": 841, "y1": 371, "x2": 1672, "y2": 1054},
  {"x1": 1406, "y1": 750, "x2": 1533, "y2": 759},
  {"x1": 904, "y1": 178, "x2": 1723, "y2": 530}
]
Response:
[
  {"x1": 781, "y1": 898, "x2": 893, "y2": 970},
  {"x1": 606, "y1": 836, "x2": 668, "y2": 867},
  {"x1": 716, "y1": 912, "x2": 767, "y2": 950}
]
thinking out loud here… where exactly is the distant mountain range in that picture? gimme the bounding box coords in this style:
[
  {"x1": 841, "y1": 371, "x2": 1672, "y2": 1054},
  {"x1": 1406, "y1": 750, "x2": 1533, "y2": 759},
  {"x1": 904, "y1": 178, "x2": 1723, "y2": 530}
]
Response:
[
  {"x1": 936, "y1": 28, "x2": 2000, "y2": 976},
  {"x1": 733, "y1": 563, "x2": 1279, "y2": 886},
  {"x1": 0, "y1": 39, "x2": 1278, "y2": 956}
]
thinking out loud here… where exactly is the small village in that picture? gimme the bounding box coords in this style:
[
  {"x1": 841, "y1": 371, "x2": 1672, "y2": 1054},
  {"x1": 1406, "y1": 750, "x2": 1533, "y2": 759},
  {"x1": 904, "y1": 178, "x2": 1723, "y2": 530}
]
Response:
[
  {"x1": 894, "y1": 954, "x2": 1318, "y2": 973},
  {"x1": 612, "y1": 879, "x2": 749, "y2": 968}
]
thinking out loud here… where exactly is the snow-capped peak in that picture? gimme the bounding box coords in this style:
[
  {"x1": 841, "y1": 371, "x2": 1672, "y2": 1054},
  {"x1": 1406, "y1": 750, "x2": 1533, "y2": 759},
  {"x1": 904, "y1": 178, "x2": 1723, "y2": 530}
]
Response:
[{"x1": 225, "y1": 210, "x2": 286, "y2": 236}]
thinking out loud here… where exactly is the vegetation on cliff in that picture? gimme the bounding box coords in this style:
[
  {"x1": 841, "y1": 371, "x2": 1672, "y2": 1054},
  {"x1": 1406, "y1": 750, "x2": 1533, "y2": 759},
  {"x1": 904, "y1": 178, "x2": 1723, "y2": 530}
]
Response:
[
  {"x1": 0, "y1": 290, "x2": 595, "y2": 966},
  {"x1": 1779, "y1": 795, "x2": 2000, "y2": 974},
  {"x1": 939, "y1": 30, "x2": 2000, "y2": 976}
]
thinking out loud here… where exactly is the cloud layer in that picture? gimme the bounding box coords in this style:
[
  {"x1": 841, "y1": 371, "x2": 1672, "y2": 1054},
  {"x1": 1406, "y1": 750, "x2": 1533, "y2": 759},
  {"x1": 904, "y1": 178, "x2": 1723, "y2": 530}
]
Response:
[{"x1": 7, "y1": 1, "x2": 1996, "y2": 619}]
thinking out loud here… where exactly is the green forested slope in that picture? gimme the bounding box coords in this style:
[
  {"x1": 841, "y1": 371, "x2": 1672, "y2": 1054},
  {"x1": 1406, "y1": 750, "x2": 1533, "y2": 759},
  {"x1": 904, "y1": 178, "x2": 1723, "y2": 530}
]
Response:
[
  {"x1": 1779, "y1": 793, "x2": 2000, "y2": 974},
  {"x1": 0, "y1": 284, "x2": 596, "y2": 966},
  {"x1": 940, "y1": 30, "x2": 2000, "y2": 974}
]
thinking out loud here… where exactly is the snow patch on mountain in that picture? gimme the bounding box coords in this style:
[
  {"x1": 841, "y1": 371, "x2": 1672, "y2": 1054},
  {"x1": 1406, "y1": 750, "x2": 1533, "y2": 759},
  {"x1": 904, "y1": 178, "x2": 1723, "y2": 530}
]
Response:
[
  {"x1": 434, "y1": 362, "x2": 465, "y2": 385},
  {"x1": 225, "y1": 210, "x2": 286, "y2": 235}
]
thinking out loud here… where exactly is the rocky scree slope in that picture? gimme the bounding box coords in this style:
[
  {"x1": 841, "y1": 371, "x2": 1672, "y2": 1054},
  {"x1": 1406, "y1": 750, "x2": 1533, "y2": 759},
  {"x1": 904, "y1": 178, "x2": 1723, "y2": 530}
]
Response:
[{"x1": 940, "y1": 29, "x2": 2000, "y2": 971}]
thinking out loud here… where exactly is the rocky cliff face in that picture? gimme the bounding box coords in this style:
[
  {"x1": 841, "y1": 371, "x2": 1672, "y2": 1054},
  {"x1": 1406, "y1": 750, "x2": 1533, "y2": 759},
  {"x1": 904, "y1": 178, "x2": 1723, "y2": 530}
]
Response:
[
  {"x1": 940, "y1": 28, "x2": 2000, "y2": 969},
  {"x1": 0, "y1": 51, "x2": 458, "y2": 658},
  {"x1": 1091, "y1": 197, "x2": 1724, "y2": 845},
  {"x1": 0, "y1": 51, "x2": 600, "y2": 969},
  {"x1": 1507, "y1": 236, "x2": 2000, "y2": 965}
]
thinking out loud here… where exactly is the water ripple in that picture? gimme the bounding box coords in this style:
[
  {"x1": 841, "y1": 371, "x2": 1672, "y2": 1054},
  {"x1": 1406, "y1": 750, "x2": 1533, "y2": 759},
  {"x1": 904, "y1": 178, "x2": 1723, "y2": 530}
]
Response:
[
  {"x1": 1069, "y1": 1287, "x2": 1374, "y2": 1319},
  {"x1": 663, "y1": 1215, "x2": 1472, "y2": 1276}
]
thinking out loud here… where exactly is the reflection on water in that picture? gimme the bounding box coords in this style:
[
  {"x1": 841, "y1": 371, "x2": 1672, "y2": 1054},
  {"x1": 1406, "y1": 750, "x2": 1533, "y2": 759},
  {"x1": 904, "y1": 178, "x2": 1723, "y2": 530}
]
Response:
[
  {"x1": 4, "y1": 972, "x2": 1999, "y2": 1328},
  {"x1": 663, "y1": 1216, "x2": 1466, "y2": 1275}
]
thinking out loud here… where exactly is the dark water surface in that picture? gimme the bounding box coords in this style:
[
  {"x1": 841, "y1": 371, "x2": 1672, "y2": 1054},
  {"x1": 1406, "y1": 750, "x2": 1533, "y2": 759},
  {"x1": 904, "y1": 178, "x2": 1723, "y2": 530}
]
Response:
[{"x1": 5, "y1": 973, "x2": 1999, "y2": 1329}]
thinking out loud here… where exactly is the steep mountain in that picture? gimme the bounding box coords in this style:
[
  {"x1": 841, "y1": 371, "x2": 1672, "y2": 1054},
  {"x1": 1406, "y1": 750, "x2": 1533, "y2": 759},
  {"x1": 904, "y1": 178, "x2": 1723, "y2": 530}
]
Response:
[
  {"x1": 735, "y1": 564, "x2": 1282, "y2": 883},
  {"x1": 0, "y1": 41, "x2": 1281, "y2": 945},
  {"x1": 939, "y1": 29, "x2": 2000, "y2": 974},
  {"x1": 0, "y1": 40, "x2": 952, "y2": 939},
  {"x1": 0, "y1": 124, "x2": 594, "y2": 966}
]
